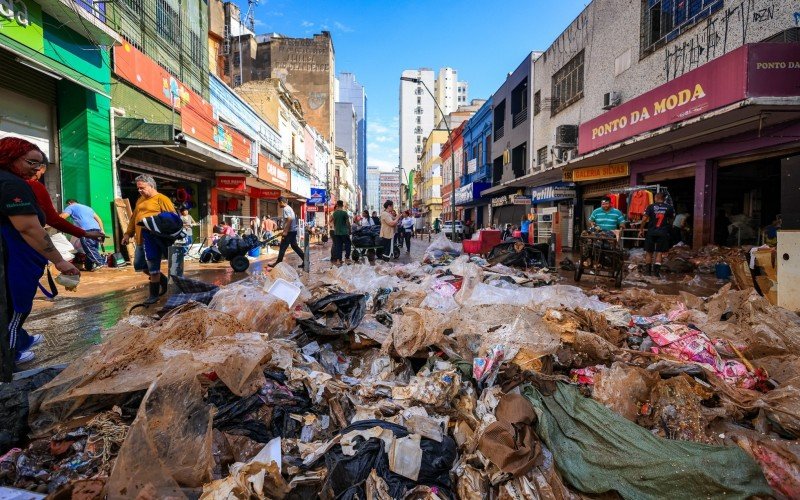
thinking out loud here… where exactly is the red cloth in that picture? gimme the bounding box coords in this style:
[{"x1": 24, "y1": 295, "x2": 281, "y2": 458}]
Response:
[
  {"x1": 628, "y1": 190, "x2": 652, "y2": 219},
  {"x1": 26, "y1": 180, "x2": 87, "y2": 237}
]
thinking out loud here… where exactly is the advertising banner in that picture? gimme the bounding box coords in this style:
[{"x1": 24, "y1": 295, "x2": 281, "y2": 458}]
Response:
[
  {"x1": 308, "y1": 188, "x2": 327, "y2": 205},
  {"x1": 258, "y1": 154, "x2": 290, "y2": 190}
]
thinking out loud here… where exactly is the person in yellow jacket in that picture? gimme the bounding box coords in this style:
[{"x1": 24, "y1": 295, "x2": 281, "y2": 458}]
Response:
[{"x1": 122, "y1": 174, "x2": 176, "y2": 304}]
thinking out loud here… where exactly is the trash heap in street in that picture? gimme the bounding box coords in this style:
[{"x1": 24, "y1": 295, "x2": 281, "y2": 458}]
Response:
[{"x1": 1, "y1": 234, "x2": 798, "y2": 499}]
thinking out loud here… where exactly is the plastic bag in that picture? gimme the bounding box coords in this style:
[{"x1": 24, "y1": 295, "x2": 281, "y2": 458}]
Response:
[
  {"x1": 298, "y1": 293, "x2": 367, "y2": 337},
  {"x1": 210, "y1": 282, "x2": 295, "y2": 337},
  {"x1": 422, "y1": 233, "x2": 461, "y2": 265},
  {"x1": 106, "y1": 357, "x2": 214, "y2": 499},
  {"x1": 592, "y1": 362, "x2": 658, "y2": 421}
]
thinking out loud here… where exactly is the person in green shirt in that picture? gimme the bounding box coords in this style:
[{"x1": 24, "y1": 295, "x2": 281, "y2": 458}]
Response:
[
  {"x1": 433, "y1": 217, "x2": 441, "y2": 234},
  {"x1": 589, "y1": 197, "x2": 627, "y2": 232},
  {"x1": 330, "y1": 200, "x2": 350, "y2": 265}
]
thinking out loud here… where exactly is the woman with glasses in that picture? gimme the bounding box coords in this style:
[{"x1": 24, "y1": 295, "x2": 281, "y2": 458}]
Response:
[
  {"x1": 121, "y1": 174, "x2": 176, "y2": 305},
  {"x1": 0, "y1": 137, "x2": 80, "y2": 365}
]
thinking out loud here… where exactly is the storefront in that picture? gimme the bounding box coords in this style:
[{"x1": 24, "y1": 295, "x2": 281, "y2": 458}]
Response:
[
  {"x1": 529, "y1": 182, "x2": 576, "y2": 249},
  {"x1": 563, "y1": 163, "x2": 630, "y2": 233},
  {"x1": 455, "y1": 182, "x2": 491, "y2": 228},
  {"x1": 257, "y1": 153, "x2": 291, "y2": 220},
  {"x1": 0, "y1": 0, "x2": 117, "y2": 237},
  {"x1": 575, "y1": 43, "x2": 800, "y2": 248},
  {"x1": 490, "y1": 193, "x2": 531, "y2": 228}
]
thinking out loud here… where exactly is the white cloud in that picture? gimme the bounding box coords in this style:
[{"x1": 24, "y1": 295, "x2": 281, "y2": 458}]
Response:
[
  {"x1": 300, "y1": 20, "x2": 314, "y2": 27},
  {"x1": 333, "y1": 21, "x2": 353, "y2": 33},
  {"x1": 374, "y1": 135, "x2": 391, "y2": 143},
  {"x1": 370, "y1": 159, "x2": 397, "y2": 172}
]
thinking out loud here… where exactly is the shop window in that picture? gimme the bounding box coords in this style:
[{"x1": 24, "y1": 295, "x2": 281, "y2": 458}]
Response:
[
  {"x1": 551, "y1": 51, "x2": 584, "y2": 115},
  {"x1": 640, "y1": 0, "x2": 723, "y2": 57}
]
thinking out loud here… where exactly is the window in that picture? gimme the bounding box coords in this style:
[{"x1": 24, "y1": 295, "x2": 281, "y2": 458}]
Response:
[
  {"x1": 233, "y1": 74, "x2": 241, "y2": 86},
  {"x1": 190, "y1": 33, "x2": 203, "y2": 67},
  {"x1": 511, "y1": 77, "x2": 528, "y2": 128},
  {"x1": 512, "y1": 143, "x2": 527, "y2": 178},
  {"x1": 536, "y1": 146, "x2": 547, "y2": 167},
  {"x1": 415, "y1": 87, "x2": 423, "y2": 95},
  {"x1": 416, "y1": 116, "x2": 421, "y2": 124},
  {"x1": 641, "y1": 0, "x2": 723, "y2": 56},
  {"x1": 414, "y1": 126, "x2": 423, "y2": 134},
  {"x1": 156, "y1": 0, "x2": 179, "y2": 45},
  {"x1": 492, "y1": 156, "x2": 504, "y2": 185},
  {"x1": 417, "y1": 96, "x2": 421, "y2": 105},
  {"x1": 551, "y1": 50, "x2": 584, "y2": 115},
  {"x1": 232, "y1": 52, "x2": 240, "y2": 67},
  {"x1": 484, "y1": 136, "x2": 491, "y2": 167},
  {"x1": 493, "y1": 99, "x2": 506, "y2": 140},
  {"x1": 533, "y1": 91, "x2": 541, "y2": 116},
  {"x1": 415, "y1": 106, "x2": 423, "y2": 115},
  {"x1": 122, "y1": 0, "x2": 142, "y2": 17}
]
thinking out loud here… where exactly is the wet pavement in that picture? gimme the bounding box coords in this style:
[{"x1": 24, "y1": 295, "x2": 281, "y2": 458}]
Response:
[
  {"x1": 25, "y1": 237, "x2": 431, "y2": 369},
  {"x1": 24, "y1": 236, "x2": 728, "y2": 370}
]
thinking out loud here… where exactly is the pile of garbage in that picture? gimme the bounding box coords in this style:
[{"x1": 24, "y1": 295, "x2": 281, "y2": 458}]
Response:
[{"x1": 2, "y1": 238, "x2": 800, "y2": 499}]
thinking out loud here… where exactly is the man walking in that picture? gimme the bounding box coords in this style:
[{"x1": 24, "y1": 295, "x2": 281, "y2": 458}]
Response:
[
  {"x1": 638, "y1": 192, "x2": 675, "y2": 277},
  {"x1": 61, "y1": 199, "x2": 106, "y2": 270},
  {"x1": 589, "y1": 197, "x2": 627, "y2": 232},
  {"x1": 330, "y1": 200, "x2": 350, "y2": 265},
  {"x1": 273, "y1": 196, "x2": 304, "y2": 268}
]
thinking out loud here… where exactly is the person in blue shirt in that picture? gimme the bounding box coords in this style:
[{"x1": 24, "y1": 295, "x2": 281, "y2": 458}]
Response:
[
  {"x1": 61, "y1": 199, "x2": 106, "y2": 270},
  {"x1": 589, "y1": 197, "x2": 627, "y2": 232},
  {"x1": 520, "y1": 217, "x2": 531, "y2": 244}
]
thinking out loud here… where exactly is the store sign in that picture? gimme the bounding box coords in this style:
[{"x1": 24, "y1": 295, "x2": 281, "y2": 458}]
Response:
[
  {"x1": 216, "y1": 176, "x2": 246, "y2": 191},
  {"x1": 308, "y1": 188, "x2": 326, "y2": 205},
  {"x1": 114, "y1": 43, "x2": 191, "y2": 110},
  {"x1": 512, "y1": 195, "x2": 531, "y2": 205},
  {"x1": 290, "y1": 169, "x2": 311, "y2": 199},
  {"x1": 565, "y1": 163, "x2": 629, "y2": 182},
  {"x1": 0, "y1": 0, "x2": 43, "y2": 51},
  {"x1": 258, "y1": 155, "x2": 290, "y2": 190},
  {"x1": 579, "y1": 45, "x2": 749, "y2": 154},
  {"x1": 455, "y1": 182, "x2": 491, "y2": 205},
  {"x1": 306, "y1": 205, "x2": 318, "y2": 212},
  {"x1": 747, "y1": 43, "x2": 800, "y2": 97},
  {"x1": 491, "y1": 195, "x2": 513, "y2": 208},
  {"x1": 250, "y1": 187, "x2": 281, "y2": 199},
  {"x1": 530, "y1": 182, "x2": 576, "y2": 203}
]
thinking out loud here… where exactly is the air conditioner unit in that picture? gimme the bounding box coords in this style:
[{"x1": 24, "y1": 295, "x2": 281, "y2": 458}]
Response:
[
  {"x1": 555, "y1": 125, "x2": 578, "y2": 148},
  {"x1": 544, "y1": 160, "x2": 553, "y2": 169},
  {"x1": 602, "y1": 91, "x2": 622, "y2": 110},
  {"x1": 566, "y1": 149, "x2": 578, "y2": 161}
]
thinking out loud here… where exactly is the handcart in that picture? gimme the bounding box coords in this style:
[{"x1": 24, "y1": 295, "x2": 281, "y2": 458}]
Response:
[
  {"x1": 574, "y1": 232, "x2": 625, "y2": 287},
  {"x1": 217, "y1": 233, "x2": 280, "y2": 272},
  {"x1": 350, "y1": 226, "x2": 400, "y2": 263}
]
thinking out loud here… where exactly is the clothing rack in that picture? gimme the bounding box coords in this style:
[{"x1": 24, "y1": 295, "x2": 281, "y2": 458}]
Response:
[{"x1": 609, "y1": 184, "x2": 668, "y2": 195}]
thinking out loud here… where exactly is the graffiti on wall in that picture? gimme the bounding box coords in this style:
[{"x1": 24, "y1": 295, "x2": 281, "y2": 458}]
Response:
[
  {"x1": 664, "y1": 0, "x2": 785, "y2": 80},
  {"x1": 546, "y1": 8, "x2": 592, "y2": 70}
]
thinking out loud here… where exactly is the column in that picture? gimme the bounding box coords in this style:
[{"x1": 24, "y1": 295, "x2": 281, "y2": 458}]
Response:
[
  {"x1": 693, "y1": 160, "x2": 715, "y2": 249},
  {"x1": 58, "y1": 81, "x2": 115, "y2": 241}
]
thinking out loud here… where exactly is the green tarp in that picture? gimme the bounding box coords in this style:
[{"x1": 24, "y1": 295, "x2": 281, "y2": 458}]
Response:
[{"x1": 522, "y1": 383, "x2": 772, "y2": 499}]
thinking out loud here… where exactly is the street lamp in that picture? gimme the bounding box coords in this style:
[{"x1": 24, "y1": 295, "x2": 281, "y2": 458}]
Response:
[{"x1": 400, "y1": 76, "x2": 457, "y2": 241}]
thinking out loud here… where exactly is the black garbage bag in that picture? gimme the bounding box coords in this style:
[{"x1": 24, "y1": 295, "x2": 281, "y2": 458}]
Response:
[
  {"x1": 206, "y1": 373, "x2": 312, "y2": 443},
  {"x1": 298, "y1": 293, "x2": 367, "y2": 337},
  {"x1": 487, "y1": 241, "x2": 549, "y2": 268},
  {"x1": 217, "y1": 234, "x2": 259, "y2": 259},
  {"x1": 0, "y1": 367, "x2": 63, "y2": 454},
  {"x1": 199, "y1": 245, "x2": 223, "y2": 263},
  {"x1": 318, "y1": 419, "x2": 457, "y2": 500}
]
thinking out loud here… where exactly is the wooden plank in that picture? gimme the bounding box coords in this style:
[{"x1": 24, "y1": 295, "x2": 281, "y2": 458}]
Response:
[{"x1": 114, "y1": 198, "x2": 136, "y2": 262}]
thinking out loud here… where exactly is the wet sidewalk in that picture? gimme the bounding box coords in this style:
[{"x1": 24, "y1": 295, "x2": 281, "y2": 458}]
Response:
[{"x1": 26, "y1": 237, "x2": 431, "y2": 368}]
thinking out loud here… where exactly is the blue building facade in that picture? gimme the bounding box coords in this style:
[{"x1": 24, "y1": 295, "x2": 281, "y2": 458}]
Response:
[{"x1": 457, "y1": 97, "x2": 493, "y2": 227}]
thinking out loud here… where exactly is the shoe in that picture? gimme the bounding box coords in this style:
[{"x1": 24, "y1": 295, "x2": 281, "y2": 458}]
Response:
[
  {"x1": 653, "y1": 264, "x2": 661, "y2": 278},
  {"x1": 143, "y1": 282, "x2": 160, "y2": 305},
  {"x1": 644, "y1": 264, "x2": 652, "y2": 276},
  {"x1": 16, "y1": 350, "x2": 35, "y2": 364},
  {"x1": 159, "y1": 273, "x2": 169, "y2": 296},
  {"x1": 30, "y1": 334, "x2": 43, "y2": 348}
]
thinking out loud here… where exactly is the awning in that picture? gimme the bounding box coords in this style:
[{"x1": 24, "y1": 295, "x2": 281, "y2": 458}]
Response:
[
  {"x1": 563, "y1": 98, "x2": 800, "y2": 173},
  {"x1": 480, "y1": 167, "x2": 563, "y2": 197},
  {"x1": 0, "y1": 36, "x2": 110, "y2": 98}
]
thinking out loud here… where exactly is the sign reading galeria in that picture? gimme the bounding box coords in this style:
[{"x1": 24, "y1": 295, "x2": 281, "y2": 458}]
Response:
[
  {"x1": 564, "y1": 163, "x2": 628, "y2": 182},
  {"x1": 578, "y1": 46, "x2": 749, "y2": 155}
]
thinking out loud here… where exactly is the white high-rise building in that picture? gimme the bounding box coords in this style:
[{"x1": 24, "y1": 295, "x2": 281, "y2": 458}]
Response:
[
  {"x1": 399, "y1": 68, "x2": 468, "y2": 182},
  {"x1": 434, "y1": 67, "x2": 469, "y2": 125}
]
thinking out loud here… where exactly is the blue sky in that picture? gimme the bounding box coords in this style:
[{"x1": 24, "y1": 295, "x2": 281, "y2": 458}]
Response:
[{"x1": 240, "y1": 0, "x2": 591, "y2": 171}]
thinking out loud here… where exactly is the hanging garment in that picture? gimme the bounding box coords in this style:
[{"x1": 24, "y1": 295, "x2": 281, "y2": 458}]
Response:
[{"x1": 628, "y1": 190, "x2": 652, "y2": 219}]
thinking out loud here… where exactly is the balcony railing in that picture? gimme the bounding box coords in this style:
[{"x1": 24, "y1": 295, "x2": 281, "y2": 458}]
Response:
[
  {"x1": 512, "y1": 108, "x2": 528, "y2": 128},
  {"x1": 494, "y1": 125, "x2": 504, "y2": 141}
]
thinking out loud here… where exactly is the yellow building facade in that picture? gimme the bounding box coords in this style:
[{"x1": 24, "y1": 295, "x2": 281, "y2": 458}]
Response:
[{"x1": 420, "y1": 130, "x2": 448, "y2": 225}]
